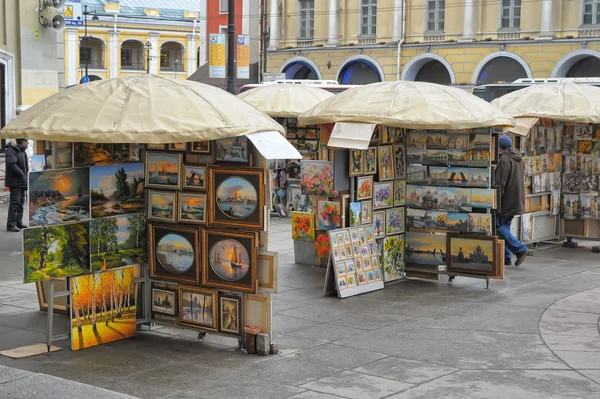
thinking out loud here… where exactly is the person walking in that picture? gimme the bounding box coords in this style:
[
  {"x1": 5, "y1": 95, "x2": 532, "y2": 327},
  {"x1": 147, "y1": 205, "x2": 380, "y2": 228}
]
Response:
[
  {"x1": 495, "y1": 135, "x2": 528, "y2": 266},
  {"x1": 5, "y1": 138, "x2": 29, "y2": 232}
]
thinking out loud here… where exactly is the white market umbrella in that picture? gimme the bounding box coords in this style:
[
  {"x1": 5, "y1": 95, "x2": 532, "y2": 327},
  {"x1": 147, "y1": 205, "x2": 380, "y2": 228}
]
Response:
[
  {"x1": 298, "y1": 81, "x2": 514, "y2": 129},
  {"x1": 238, "y1": 84, "x2": 334, "y2": 118},
  {"x1": 492, "y1": 83, "x2": 600, "y2": 124},
  {"x1": 0, "y1": 75, "x2": 285, "y2": 143}
]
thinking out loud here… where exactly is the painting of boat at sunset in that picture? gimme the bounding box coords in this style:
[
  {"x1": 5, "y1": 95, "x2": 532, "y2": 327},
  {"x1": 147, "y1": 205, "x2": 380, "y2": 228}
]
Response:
[
  {"x1": 179, "y1": 193, "x2": 206, "y2": 224},
  {"x1": 91, "y1": 164, "x2": 145, "y2": 218},
  {"x1": 145, "y1": 152, "x2": 182, "y2": 189},
  {"x1": 209, "y1": 239, "x2": 250, "y2": 281},
  {"x1": 405, "y1": 232, "x2": 446, "y2": 266},
  {"x1": 70, "y1": 266, "x2": 136, "y2": 351},
  {"x1": 216, "y1": 177, "x2": 258, "y2": 219},
  {"x1": 29, "y1": 168, "x2": 90, "y2": 226}
]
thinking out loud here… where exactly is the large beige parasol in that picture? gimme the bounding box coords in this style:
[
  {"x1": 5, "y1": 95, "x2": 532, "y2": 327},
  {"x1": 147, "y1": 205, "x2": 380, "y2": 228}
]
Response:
[
  {"x1": 0, "y1": 75, "x2": 284, "y2": 143},
  {"x1": 237, "y1": 84, "x2": 334, "y2": 118},
  {"x1": 297, "y1": 81, "x2": 514, "y2": 129},
  {"x1": 491, "y1": 83, "x2": 600, "y2": 123}
]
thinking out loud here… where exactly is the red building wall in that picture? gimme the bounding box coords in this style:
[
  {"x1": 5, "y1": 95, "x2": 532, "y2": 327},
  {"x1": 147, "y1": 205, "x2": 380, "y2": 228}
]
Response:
[{"x1": 207, "y1": 0, "x2": 244, "y2": 38}]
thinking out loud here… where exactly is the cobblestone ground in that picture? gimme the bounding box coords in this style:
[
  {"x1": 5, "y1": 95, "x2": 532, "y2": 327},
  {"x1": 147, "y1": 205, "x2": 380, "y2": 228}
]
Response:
[{"x1": 0, "y1": 203, "x2": 599, "y2": 398}]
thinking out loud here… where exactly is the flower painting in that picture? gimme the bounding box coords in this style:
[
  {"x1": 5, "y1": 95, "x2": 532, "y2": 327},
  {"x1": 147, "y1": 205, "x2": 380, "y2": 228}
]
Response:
[
  {"x1": 373, "y1": 211, "x2": 386, "y2": 238},
  {"x1": 361, "y1": 201, "x2": 372, "y2": 224},
  {"x1": 386, "y1": 207, "x2": 404, "y2": 235},
  {"x1": 349, "y1": 202, "x2": 362, "y2": 226},
  {"x1": 383, "y1": 234, "x2": 404, "y2": 282},
  {"x1": 373, "y1": 182, "x2": 393, "y2": 209},
  {"x1": 393, "y1": 180, "x2": 406, "y2": 206},
  {"x1": 357, "y1": 176, "x2": 373, "y2": 200},
  {"x1": 349, "y1": 149, "x2": 363, "y2": 176},
  {"x1": 301, "y1": 160, "x2": 335, "y2": 196},
  {"x1": 378, "y1": 145, "x2": 395, "y2": 181},
  {"x1": 314, "y1": 231, "x2": 331, "y2": 259},
  {"x1": 364, "y1": 147, "x2": 377, "y2": 174},
  {"x1": 318, "y1": 201, "x2": 341, "y2": 230},
  {"x1": 292, "y1": 211, "x2": 315, "y2": 241}
]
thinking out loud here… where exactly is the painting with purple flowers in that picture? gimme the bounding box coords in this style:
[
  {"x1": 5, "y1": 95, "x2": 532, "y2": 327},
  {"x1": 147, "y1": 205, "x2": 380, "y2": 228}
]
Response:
[
  {"x1": 373, "y1": 182, "x2": 393, "y2": 209},
  {"x1": 385, "y1": 207, "x2": 404, "y2": 235}
]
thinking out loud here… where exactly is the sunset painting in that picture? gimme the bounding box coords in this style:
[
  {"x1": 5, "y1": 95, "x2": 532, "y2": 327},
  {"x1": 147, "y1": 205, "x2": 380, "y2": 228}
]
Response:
[
  {"x1": 179, "y1": 193, "x2": 206, "y2": 224},
  {"x1": 29, "y1": 168, "x2": 90, "y2": 226},
  {"x1": 209, "y1": 239, "x2": 250, "y2": 281},
  {"x1": 149, "y1": 190, "x2": 176, "y2": 222},
  {"x1": 145, "y1": 152, "x2": 182, "y2": 189},
  {"x1": 70, "y1": 266, "x2": 136, "y2": 351},
  {"x1": 448, "y1": 236, "x2": 495, "y2": 274},
  {"x1": 216, "y1": 177, "x2": 258, "y2": 219},
  {"x1": 91, "y1": 164, "x2": 145, "y2": 218},
  {"x1": 405, "y1": 232, "x2": 446, "y2": 266}
]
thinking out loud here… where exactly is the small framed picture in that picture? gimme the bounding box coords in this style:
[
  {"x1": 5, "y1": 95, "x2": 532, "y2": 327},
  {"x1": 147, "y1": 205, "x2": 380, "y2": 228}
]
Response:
[
  {"x1": 215, "y1": 136, "x2": 250, "y2": 165},
  {"x1": 183, "y1": 165, "x2": 206, "y2": 190},
  {"x1": 191, "y1": 141, "x2": 211, "y2": 154},
  {"x1": 179, "y1": 286, "x2": 218, "y2": 331},
  {"x1": 178, "y1": 193, "x2": 207, "y2": 225},
  {"x1": 148, "y1": 190, "x2": 177, "y2": 223},
  {"x1": 361, "y1": 200, "x2": 372, "y2": 224},
  {"x1": 169, "y1": 142, "x2": 188, "y2": 151},
  {"x1": 147, "y1": 144, "x2": 166, "y2": 150},
  {"x1": 151, "y1": 286, "x2": 178, "y2": 317},
  {"x1": 145, "y1": 152, "x2": 182, "y2": 190},
  {"x1": 349, "y1": 149, "x2": 364, "y2": 176},
  {"x1": 219, "y1": 293, "x2": 242, "y2": 336}
]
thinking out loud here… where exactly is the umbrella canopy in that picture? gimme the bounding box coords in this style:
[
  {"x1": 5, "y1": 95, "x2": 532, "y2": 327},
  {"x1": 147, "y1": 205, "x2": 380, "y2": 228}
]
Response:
[
  {"x1": 297, "y1": 81, "x2": 514, "y2": 129},
  {"x1": 237, "y1": 84, "x2": 334, "y2": 118},
  {"x1": 491, "y1": 83, "x2": 600, "y2": 123},
  {"x1": 502, "y1": 117, "x2": 539, "y2": 137},
  {"x1": 0, "y1": 75, "x2": 284, "y2": 143}
]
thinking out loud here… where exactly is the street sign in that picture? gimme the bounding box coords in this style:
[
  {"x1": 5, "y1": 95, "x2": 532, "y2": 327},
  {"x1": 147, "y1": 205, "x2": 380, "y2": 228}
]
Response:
[
  {"x1": 209, "y1": 34, "x2": 226, "y2": 79},
  {"x1": 64, "y1": 0, "x2": 83, "y2": 26},
  {"x1": 237, "y1": 35, "x2": 250, "y2": 80},
  {"x1": 263, "y1": 73, "x2": 285, "y2": 82}
]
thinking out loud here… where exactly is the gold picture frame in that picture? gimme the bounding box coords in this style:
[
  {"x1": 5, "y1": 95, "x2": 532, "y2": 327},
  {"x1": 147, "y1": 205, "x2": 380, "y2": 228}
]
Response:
[
  {"x1": 149, "y1": 223, "x2": 201, "y2": 285},
  {"x1": 178, "y1": 286, "x2": 218, "y2": 331},
  {"x1": 177, "y1": 192, "x2": 207, "y2": 225}
]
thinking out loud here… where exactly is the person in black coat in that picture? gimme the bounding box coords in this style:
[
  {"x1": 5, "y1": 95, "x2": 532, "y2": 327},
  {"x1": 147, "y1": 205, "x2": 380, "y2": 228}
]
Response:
[{"x1": 5, "y1": 139, "x2": 29, "y2": 232}]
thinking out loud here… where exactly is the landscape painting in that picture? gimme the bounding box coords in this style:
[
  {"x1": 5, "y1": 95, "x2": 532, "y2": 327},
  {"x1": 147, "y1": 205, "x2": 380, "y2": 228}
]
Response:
[
  {"x1": 183, "y1": 165, "x2": 206, "y2": 190},
  {"x1": 23, "y1": 222, "x2": 90, "y2": 283},
  {"x1": 152, "y1": 287, "x2": 177, "y2": 317},
  {"x1": 29, "y1": 168, "x2": 90, "y2": 226},
  {"x1": 91, "y1": 164, "x2": 145, "y2": 218},
  {"x1": 447, "y1": 212, "x2": 469, "y2": 232},
  {"x1": 149, "y1": 224, "x2": 200, "y2": 285},
  {"x1": 74, "y1": 143, "x2": 132, "y2": 167},
  {"x1": 215, "y1": 136, "x2": 250, "y2": 164},
  {"x1": 447, "y1": 235, "x2": 497, "y2": 275},
  {"x1": 179, "y1": 193, "x2": 207, "y2": 224},
  {"x1": 405, "y1": 232, "x2": 446, "y2": 266},
  {"x1": 219, "y1": 293, "x2": 242, "y2": 335},
  {"x1": 179, "y1": 286, "x2": 218, "y2": 330},
  {"x1": 70, "y1": 266, "x2": 136, "y2": 351},
  {"x1": 90, "y1": 214, "x2": 146, "y2": 271},
  {"x1": 148, "y1": 190, "x2": 176, "y2": 222},
  {"x1": 145, "y1": 152, "x2": 182, "y2": 190}
]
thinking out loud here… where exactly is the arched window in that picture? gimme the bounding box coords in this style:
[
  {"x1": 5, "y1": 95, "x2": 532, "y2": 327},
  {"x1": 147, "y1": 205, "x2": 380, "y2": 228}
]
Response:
[
  {"x1": 282, "y1": 61, "x2": 318, "y2": 80},
  {"x1": 80, "y1": 37, "x2": 105, "y2": 69},
  {"x1": 160, "y1": 42, "x2": 184, "y2": 72},
  {"x1": 565, "y1": 57, "x2": 600, "y2": 77},
  {"x1": 338, "y1": 59, "x2": 383, "y2": 85},
  {"x1": 476, "y1": 56, "x2": 528, "y2": 85},
  {"x1": 121, "y1": 40, "x2": 145, "y2": 71},
  {"x1": 414, "y1": 60, "x2": 452, "y2": 85}
]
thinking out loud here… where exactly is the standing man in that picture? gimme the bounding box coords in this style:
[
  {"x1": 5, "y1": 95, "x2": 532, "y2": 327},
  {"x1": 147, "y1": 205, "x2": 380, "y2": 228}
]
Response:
[
  {"x1": 495, "y1": 135, "x2": 528, "y2": 266},
  {"x1": 5, "y1": 139, "x2": 29, "y2": 232}
]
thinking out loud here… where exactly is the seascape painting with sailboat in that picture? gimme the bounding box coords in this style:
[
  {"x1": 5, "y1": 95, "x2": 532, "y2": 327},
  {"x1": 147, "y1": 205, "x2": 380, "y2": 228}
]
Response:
[
  {"x1": 209, "y1": 239, "x2": 250, "y2": 281},
  {"x1": 216, "y1": 177, "x2": 258, "y2": 219},
  {"x1": 146, "y1": 152, "x2": 181, "y2": 189}
]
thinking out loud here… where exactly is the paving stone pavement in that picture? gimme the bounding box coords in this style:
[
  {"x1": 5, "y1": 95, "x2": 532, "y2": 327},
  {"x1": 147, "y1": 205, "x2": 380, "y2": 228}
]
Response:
[{"x1": 1, "y1": 201, "x2": 600, "y2": 398}]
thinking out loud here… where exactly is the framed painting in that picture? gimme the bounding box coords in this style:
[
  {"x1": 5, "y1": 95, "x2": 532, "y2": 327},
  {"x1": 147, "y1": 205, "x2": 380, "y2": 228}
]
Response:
[
  {"x1": 291, "y1": 211, "x2": 315, "y2": 241},
  {"x1": 169, "y1": 142, "x2": 188, "y2": 151},
  {"x1": 315, "y1": 231, "x2": 331, "y2": 259},
  {"x1": 349, "y1": 149, "x2": 363, "y2": 176},
  {"x1": 151, "y1": 286, "x2": 178, "y2": 317},
  {"x1": 393, "y1": 180, "x2": 406, "y2": 207},
  {"x1": 356, "y1": 176, "x2": 373, "y2": 201},
  {"x1": 90, "y1": 214, "x2": 147, "y2": 271},
  {"x1": 29, "y1": 168, "x2": 91, "y2": 226},
  {"x1": 145, "y1": 152, "x2": 182, "y2": 190},
  {"x1": 149, "y1": 223, "x2": 200, "y2": 285},
  {"x1": 373, "y1": 211, "x2": 386, "y2": 238},
  {"x1": 349, "y1": 202, "x2": 362, "y2": 226},
  {"x1": 202, "y1": 229, "x2": 257, "y2": 293},
  {"x1": 215, "y1": 136, "x2": 250, "y2": 164},
  {"x1": 219, "y1": 293, "x2": 243, "y2": 336},
  {"x1": 378, "y1": 145, "x2": 395, "y2": 181},
  {"x1": 179, "y1": 286, "x2": 218, "y2": 331},
  {"x1": 35, "y1": 279, "x2": 68, "y2": 314},
  {"x1": 208, "y1": 167, "x2": 265, "y2": 230},
  {"x1": 364, "y1": 147, "x2": 377, "y2": 175},
  {"x1": 382, "y1": 234, "x2": 404, "y2": 281},
  {"x1": 393, "y1": 144, "x2": 406, "y2": 179},
  {"x1": 446, "y1": 233, "x2": 498, "y2": 276},
  {"x1": 90, "y1": 164, "x2": 145, "y2": 218},
  {"x1": 74, "y1": 143, "x2": 132, "y2": 167},
  {"x1": 373, "y1": 181, "x2": 393, "y2": 209},
  {"x1": 183, "y1": 165, "x2": 207, "y2": 190},
  {"x1": 317, "y1": 201, "x2": 341, "y2": 231},
  {"x1": 147, "y1": 143, "x2": 166, "y2": 150},
  {"x1": 191, "y1": 140, "x2": 212, "y2": 154},
  {"x1": 148, "y1": 190, "x2": 177, "y2": 223},
  {"x1": 23, "y1": 222, "x2": 90, "y2": 283},
  {"x1": 178, "y1": 193, "x2": 207, "y2": 225},
  {"x1": 71, "y1": 266, "x2": 136, "y2": 350},
  {"x1": 300, "y1": 160, "x2": 335, "y2": 196},
  {"x1": 258, "y1": 250, "x2": 279, "y2": 293},
  {"x1": 386, "y1": 207, "x2": 405, "y2": 235},
  {"x1": 361, "y1": 200, "x2": 372, "y2": 224}
]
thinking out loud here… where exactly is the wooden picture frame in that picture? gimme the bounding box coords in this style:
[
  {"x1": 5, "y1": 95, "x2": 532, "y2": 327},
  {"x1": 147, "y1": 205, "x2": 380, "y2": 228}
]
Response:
[
  {"x1": 149, "y1": 223, "x2": 201, "y2": 285},
  {"x1": 190, "y1": 141, "x2": 211, "y2": 154},
  {"x1": 178, "y1": 192, "x2": 207, "y2": 225},
  {"x1": 147, "y1": 143, "x2": 166, "y2": 150},
  {"x1": 208, "y1": 167, "x2": 265, "y2": 230},
  {"x1": 169, "y1": 142, "x2": 188, "y2": 151},
  {"x1": 258, "y1": 250, "x2": 279, "y2": 293},
  {"x1": 356, "y1": 175, "x2": 373, "y2": 201},
  {"x1": 349, "y1": 149, "x2": 364, "y2": 176},
  {"x1": 151, "y1": 286, "x2": 178, "y2": 317},
  {"x1": 244, "y1": 293, "x2": 270, "y2": 337},
  {"x1": 183, "y1": 165, "x2": 207, "y2": 191},
  {"x1": 214, "y1": 136, "x2": 250, "y2": 165},
  {"x1": 148, "y1": 190, "x2": 177, "y2": 223},
  {"x1": 377, "y1": 145, "x2": 395, "y2": 181},
  {"x1": 202, "y1": 229, "x2": 257, "y2": 293},
  {"x1": 178, "y1": 286, "x2": 218, "y2": 331},
  {"x1": 35, "y1": 279, "x2": 68, "y2": 314},
  {"x1": 363, "y1": 147, "x2": 377, "y2": 175},
  {"x1": 145, "y1": 152, "x2": 182, "y2": 190},
  {"x1": 219, "y1": 293, "x2": 243, "y2": 336},
  {"x1": 446, "y1": 233, "x2": 498, "y2": 276}
]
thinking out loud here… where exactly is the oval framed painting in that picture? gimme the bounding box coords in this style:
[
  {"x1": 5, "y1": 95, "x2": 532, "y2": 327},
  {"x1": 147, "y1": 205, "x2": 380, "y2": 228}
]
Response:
[{"x1": 149, "y1": 223, "x2": 200, "y2": 285}]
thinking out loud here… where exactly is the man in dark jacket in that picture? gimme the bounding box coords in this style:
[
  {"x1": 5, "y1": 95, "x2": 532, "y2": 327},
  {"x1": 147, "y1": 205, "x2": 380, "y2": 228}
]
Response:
[
  {"x1": 5, "y1": 139, "x2": 29, "y2": 232},
  {"x1": 495, "y1": 135, "x2": 528, "y2": 266}
]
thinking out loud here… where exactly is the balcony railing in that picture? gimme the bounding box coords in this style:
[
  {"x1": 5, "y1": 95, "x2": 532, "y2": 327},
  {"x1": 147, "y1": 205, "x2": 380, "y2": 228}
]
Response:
[
  {"x1": 296, "y1": 39, "x2": 314, "y2": 48},
  {"x1": 578, "y1": 28, "x2": 600, "y2": 38},
  {"x1": 358, "y1": 37, "x2": 376, "y2": 45},
  {"x1": 424, "y1": 34, "x2": 445, "y2": 43},
  {"x1": 498, "y1": 31, "x2": 520, "y2": 41}
]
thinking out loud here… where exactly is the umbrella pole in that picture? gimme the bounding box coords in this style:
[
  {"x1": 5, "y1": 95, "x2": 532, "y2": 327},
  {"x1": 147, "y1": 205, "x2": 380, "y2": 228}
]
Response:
[{"x1": 227, "y1": 0, "x2": 235, "y2": 94}]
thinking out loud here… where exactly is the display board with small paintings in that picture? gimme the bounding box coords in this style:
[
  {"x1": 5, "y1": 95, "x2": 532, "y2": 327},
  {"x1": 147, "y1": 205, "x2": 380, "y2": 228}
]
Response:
[{"x1": 328, "y1": 226, "x2": 384, "y2": 298}]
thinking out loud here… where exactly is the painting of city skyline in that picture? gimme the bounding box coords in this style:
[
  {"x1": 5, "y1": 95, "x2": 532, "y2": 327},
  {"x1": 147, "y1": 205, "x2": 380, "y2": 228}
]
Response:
[
  {"x1": 447, "y1": 234, "x2": 497, "y2": 275},
  {"x1": 145, "y1": 152, "x2": 182, "y2": 190},
  {"x1": 149, "y1": 224, "x2": 200, "y2": 285}
]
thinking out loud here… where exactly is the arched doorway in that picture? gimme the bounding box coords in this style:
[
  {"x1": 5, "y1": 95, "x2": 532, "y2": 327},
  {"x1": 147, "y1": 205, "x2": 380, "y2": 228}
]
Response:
[
  {"x1": 337, "y1": 57, "x2": 384, "y2": 85},
  {"x1": 414, "y1": 61, "x2": 452, "y2": 85},
  {"x1": 566, "y1": 57, "x2": 600, "y2": 77},
  {"x1": 121, "y1": 40, "x2": 145, "y2": 71},
  {"x1": 401, "y1": 54, "x2": 456, "y2": 85},
  {"x1": 79, "y1": 37, "x2": 105, "y2": 70},
  {"x1": 474, "y1": 55, "x2": 530, "y2": 85},
  {"x1": 160, "y1": 42, "x2": 184, "y2": 72},
  {"x1": 282, "y1": 62, "x2": 318, "y2": 80}
]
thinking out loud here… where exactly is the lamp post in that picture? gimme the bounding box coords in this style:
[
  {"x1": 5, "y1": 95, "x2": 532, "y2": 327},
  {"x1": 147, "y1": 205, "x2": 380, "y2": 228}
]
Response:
[
  {"x1": 227, "y1": 0, "x2": 235, "y2": 93},
  {"x1": 145, "y1": 41, "x2": 152, "y2": 74},
  {"x1": 81, "y1": 5, "x2": 99, "y2": 83}
]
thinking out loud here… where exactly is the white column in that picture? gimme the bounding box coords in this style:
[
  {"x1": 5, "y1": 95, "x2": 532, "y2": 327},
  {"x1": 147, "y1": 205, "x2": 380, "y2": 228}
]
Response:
[
  {"x1": 268, "y1": 0, "x2": 280, "y2": 50},
  {"x1": 187, "y1": 35, "x2": 196, "y2": 77},
  {"x1": 538, "y1": 0, "x2": 555, "y2": 39},
  {"x1": 461, "y1": 0, "x2": 476, "y2": 42},
  {"x1": 392, "y1": 0, "x2": 404, "y2": 42},
  {"x1": 66, "y1": 28, "x2": 78, "y2": 85},
  {"x1": 242, "y1": 0, "x2": 250, "y2": 35},
  {"x1": 109, "y1": 30, "x2": 119, "y2": 78},
  {"x1": 149, "y1": 32, "x2": 159, "y2": 74},
  {"x1": 327, "y1": 0, "x2": 339, "y2": 46},
  {"x1": 199, "y1": 0, "x2": 207, "y2": 66}
]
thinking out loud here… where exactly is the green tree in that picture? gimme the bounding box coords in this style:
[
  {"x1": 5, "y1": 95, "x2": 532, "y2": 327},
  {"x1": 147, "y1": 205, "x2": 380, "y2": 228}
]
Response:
[
  {"x1": 114, "y1": 167, "x2": 130, "y2": 201},
  {"x1": 127, "y1": 214, "x2": 146, "y2": 249},
  {"x1": 90, "y1": 218, "x2": 119, "y2": 255},
  {"x1": 24, "y1": 227, "x2": 63, "y2": 271},
  {"x1": 61, "y1": 223, "x2": 88, "y2": 267}
]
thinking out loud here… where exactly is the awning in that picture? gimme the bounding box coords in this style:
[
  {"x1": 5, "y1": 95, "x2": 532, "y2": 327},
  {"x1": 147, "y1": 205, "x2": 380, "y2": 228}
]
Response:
[
  {"x1": 247, "y1": 131, "x2": 302, "y2": 160},
  {"x1": 327, "y1": 122, "x2": 376, "y2": 150},
  {"x1": 502, "y1": 117, "x2": 539, "y2": 137}
]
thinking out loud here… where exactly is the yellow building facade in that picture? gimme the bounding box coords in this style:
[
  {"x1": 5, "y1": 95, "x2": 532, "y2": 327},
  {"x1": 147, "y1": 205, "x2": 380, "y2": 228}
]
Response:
[
  {"x1": 64, "y1": 1, "x2": 205, "y2": 85},
  {"x1": 266, "y1": 0, "x2": 600, "y2": 87}
]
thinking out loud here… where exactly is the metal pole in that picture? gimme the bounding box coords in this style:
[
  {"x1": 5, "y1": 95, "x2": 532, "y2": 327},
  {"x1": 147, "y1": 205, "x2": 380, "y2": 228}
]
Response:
[
  {"x1": 226, "y1": 0, "x2": 235, "y2": 93},
  {"x1": 146, "y1": 42, "x2": 150, "y2": 74},
  {"x1": 47, "y1": 279, "x2": 54, "y2": 353},
  {"x1": 262, "y1": 0, "x2": 269, "y2": 81},
  {"x1": 84, "y1": 6, "x2": 89, "y2": 79}
]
